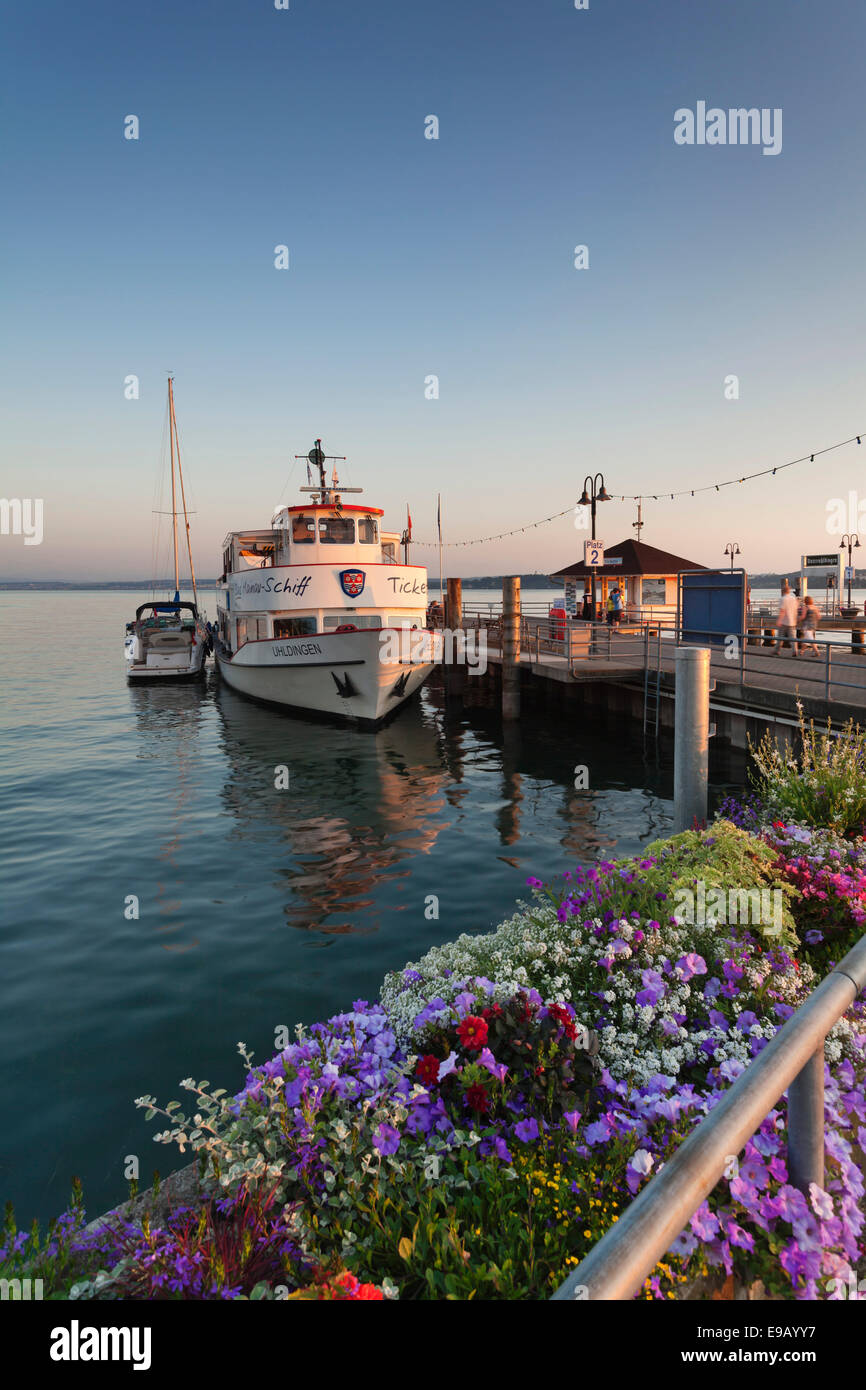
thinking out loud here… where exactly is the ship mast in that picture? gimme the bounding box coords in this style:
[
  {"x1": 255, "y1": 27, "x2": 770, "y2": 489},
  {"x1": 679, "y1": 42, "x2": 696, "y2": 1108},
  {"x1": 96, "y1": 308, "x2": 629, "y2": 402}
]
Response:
[
  {"x1": 168, "y1": 379, "x2": 180, "y2": 598},
  {"x1": 167, "y1": 376, "x2": 199, "y2": 608},
  {"x1": 295, "y1": 439, "x2": 361, "y2": 506}
]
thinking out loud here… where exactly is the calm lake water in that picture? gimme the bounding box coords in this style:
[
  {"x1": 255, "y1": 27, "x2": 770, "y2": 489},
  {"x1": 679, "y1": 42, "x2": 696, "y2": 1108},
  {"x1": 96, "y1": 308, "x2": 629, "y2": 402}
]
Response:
[{"x1": 0, "y1": 590, "x2": 749, "y2": 1224}]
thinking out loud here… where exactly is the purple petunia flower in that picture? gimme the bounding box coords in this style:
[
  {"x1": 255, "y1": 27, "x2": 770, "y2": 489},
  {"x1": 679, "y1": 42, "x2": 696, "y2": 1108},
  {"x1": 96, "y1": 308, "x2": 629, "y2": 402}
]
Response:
[
  {"x1": 437, "y1": 1051, "x2": 459, "y2": 1081},
  {"x1": 478, "y1": 1047, "x2": 508, "y2": 1083},
  {"x1": 373, "y1": 1123, "x2": 401, "y2": 1156},
  {"x1": 675, "y1": 952, "x2": 707, "y2": 981},
  {"x1": 809, "y1": 1184, "x2": 834, "y2": 1221},
  {"x1": 725, "y1": 1220, "x2": 755, "y2": 1252},
  {"x1": 514, "y1": 1118, "x2": 540, "y2": 1144},
  {"x1": 718, "y1": 1058, "x2": 745, "y2": 1083},
  {"x1": 585, "y1": 1116, "x2": 613, "y2": 1145}
]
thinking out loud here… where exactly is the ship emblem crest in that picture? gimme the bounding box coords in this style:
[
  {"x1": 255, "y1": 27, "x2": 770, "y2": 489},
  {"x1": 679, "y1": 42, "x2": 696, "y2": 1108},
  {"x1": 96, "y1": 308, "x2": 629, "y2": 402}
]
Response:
[{"x1": 339, "y1": 569, "x2": 366, "y2": 598}]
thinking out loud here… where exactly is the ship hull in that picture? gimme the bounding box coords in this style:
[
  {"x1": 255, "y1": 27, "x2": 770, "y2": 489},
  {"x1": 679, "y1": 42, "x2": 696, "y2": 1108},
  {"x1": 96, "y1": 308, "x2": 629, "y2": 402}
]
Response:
[{"x1": 215, "y1": 628, "x2": 439, "y2": 726}]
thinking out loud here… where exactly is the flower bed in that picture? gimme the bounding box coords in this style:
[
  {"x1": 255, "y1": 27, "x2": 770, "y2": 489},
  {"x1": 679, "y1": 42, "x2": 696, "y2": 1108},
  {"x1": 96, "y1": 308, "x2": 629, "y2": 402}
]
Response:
[{"x1": 4, "y1": 780, "x2": 866, "y2": 1300}]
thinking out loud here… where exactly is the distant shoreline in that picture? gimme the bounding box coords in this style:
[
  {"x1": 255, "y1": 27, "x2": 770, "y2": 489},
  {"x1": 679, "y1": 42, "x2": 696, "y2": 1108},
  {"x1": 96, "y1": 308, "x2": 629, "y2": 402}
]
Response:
[{"x1": 3, "y1": 572, "x2": 866, "y2": 593}]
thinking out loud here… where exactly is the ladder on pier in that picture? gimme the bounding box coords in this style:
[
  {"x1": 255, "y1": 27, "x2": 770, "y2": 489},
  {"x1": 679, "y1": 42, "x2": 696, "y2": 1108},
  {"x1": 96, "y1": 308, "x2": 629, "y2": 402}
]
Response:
[{"x1": 643, "y1": 627, "x2": 662, "y2": 737}]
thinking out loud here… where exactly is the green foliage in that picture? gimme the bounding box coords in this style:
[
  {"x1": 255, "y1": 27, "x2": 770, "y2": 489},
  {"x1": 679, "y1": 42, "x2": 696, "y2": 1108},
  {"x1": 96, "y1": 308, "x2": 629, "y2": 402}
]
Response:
[
  {"x1": 640, "y1": 822, "x2": 799, "y2": 953},
  {"x1": 301, "y1": 1127, "x2": 688, "y2": 1301},
  {"x1": 749, "y1": 702, "x2": 866, "y2": 836},
  {"x1": 0, "y1": 1180, "x2": 96, "y2": 1301}
]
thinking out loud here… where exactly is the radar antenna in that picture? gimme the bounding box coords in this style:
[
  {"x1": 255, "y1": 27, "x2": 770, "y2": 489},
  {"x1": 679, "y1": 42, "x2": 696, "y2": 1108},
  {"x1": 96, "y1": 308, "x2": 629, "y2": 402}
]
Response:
[{"x1": 294, "y1": 439, "x2": 362, "y2": 505}]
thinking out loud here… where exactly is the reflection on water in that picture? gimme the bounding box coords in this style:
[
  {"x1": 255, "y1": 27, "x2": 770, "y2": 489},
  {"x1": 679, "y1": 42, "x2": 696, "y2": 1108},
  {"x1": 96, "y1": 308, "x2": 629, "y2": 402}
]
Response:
[
  {"x1": 130, "y1": 685, "x2": 211, "y2": 953},
  {"x1": 214, "y1": 684, "x2": 451, "y2": 934}
]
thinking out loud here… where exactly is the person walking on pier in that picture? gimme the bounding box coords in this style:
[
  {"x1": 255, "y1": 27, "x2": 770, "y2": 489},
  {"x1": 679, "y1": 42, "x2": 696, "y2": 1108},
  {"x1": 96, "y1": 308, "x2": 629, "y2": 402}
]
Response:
[
  {"x1": 610, "y1": 584, "x2": 624, "y2": 626},
  {"x1": 800, "y1": 595, "x2": 820, "y2": 656},
  {"x1": 775, "y1": 587, "x2": 799, "y2": 656},
  {"x1": 794, "y1": 593, "x2": 806, "y2": 655}
]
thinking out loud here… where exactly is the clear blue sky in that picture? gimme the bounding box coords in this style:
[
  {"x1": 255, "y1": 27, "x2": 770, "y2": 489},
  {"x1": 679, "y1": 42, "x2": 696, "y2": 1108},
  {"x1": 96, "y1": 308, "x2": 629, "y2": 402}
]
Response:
[{"x1": 2, "y1": 0, "x2": 864, "y2": 580}]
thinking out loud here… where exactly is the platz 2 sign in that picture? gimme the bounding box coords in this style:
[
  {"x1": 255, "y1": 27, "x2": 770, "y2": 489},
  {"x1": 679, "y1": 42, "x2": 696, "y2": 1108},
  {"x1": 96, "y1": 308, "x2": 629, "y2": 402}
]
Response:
[{"x1": 584, "y1": 539, "x2": 604, "y2": 568}]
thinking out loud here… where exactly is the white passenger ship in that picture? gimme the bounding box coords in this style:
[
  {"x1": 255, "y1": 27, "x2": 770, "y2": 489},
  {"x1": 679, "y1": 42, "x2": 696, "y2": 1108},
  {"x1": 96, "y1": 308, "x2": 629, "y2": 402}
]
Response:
[{"x1": 214, "y1": 441, "x2": 441, "y2": 726}]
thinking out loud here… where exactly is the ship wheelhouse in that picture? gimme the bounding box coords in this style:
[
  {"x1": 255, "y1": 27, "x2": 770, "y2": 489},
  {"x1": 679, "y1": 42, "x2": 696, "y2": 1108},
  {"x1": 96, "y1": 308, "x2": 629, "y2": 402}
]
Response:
[{"x1": 216, "y1": 500, "x2": 425, "y2": 656}]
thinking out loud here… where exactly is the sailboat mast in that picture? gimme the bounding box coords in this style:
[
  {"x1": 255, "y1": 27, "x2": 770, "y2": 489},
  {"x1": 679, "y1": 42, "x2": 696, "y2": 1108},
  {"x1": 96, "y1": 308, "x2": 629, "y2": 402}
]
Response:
[
  {"x1": 168, "y1": 378, "x2": 199, "y2": 609},
  {"x1": 168, "y1": 377, "x2": 180, "y2": 597}
]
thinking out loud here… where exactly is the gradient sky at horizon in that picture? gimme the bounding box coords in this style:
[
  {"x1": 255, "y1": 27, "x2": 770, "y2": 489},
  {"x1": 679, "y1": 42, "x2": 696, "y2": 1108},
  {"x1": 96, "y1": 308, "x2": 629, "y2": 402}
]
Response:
[{"x1": 2, "y1": 0, "x2": 865, "y2": 581}]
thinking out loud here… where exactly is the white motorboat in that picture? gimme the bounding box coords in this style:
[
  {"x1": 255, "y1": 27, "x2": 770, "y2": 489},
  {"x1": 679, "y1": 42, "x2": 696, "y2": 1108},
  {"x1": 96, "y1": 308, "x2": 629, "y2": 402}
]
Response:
[
  {"x1": 126, "y1": 377, "x2": 209, "y2": 682},
  {"x1": 126, "y1": 599, "x2": 209, "y2": 681},
  {"x1": 214, "y1": 440, "x2": 442, "y2": 726}
]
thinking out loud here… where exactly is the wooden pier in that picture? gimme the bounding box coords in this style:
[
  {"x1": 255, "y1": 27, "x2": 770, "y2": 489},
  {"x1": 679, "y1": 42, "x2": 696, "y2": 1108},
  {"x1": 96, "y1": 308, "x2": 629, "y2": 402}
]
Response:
[{"x1": 466, "y1": 612, "x2": 866, "y2": 747}]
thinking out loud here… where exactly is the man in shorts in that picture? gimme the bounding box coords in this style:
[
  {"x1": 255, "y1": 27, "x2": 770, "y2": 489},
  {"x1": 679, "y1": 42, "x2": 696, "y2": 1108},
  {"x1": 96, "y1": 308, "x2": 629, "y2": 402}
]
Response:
[{"x1": 775, "y1": 587, "x2": 799, "y2": 656}]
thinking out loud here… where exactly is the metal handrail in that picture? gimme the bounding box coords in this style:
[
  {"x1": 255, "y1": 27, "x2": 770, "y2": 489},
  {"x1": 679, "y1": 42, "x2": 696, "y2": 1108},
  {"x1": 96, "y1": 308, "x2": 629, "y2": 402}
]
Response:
[
  {"x1": 552, "y1": 932, "x2": 866, "y2": 1301},
  {"x1": 669, "y1": 623, "x2": 866, "y2": 703},
  {"x1": 464, "y1": 616, "x2": 866, "y2": 703}
]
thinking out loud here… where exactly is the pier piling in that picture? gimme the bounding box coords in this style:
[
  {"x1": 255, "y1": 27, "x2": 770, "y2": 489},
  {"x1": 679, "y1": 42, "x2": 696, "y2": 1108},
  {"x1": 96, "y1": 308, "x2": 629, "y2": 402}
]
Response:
[
  {"x1": 444, "y1": 577, "x2": 465, "y2": 698},
  {"x1": 502, "y1": 577, "x2": 521, "y2": 720},
  {"x1": 445, "y1": 576, "x2": 462, "y2": 631},
  {"x1": 673, "y1": 646, "x2": 709, "y2": 832}
]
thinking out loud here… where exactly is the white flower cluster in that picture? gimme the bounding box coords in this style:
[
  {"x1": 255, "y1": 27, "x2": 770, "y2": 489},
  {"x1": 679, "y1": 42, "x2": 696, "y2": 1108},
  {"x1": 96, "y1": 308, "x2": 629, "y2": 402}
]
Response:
[{"x1": 380, "y1": 898, "x2": 861, "y2": 1088}]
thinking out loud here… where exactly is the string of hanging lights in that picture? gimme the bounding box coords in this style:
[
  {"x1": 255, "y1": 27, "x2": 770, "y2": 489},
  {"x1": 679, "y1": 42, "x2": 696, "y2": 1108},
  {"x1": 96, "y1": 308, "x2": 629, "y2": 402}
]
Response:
[{"x1": 408, "y1": 432, "x2": 862, "y2": 548}]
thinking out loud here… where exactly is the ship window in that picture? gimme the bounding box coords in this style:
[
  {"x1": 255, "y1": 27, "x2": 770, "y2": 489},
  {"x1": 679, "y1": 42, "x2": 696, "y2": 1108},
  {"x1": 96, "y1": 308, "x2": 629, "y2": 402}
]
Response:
[
  {"x1": 318, "y1": 515, "x2": 355, "y2": 544},
  {"x1": 291, "y1": 514, "x2": 316, "y2": 544},
  {"x1": 274, "y1": 617, "x2": 318, "y2": 638},
  {"x1": 382, "y1": 542, "x2": 397, "y2": 563},
  {"x1": 323, "y1": 613, "x2": 381, "y2": 629},
  {"x1": 388, "y1": 614, "x2": 425, "y2": 628},
  {"x1": 358, "y1": 517, "x2": 378, "y2": 543}
]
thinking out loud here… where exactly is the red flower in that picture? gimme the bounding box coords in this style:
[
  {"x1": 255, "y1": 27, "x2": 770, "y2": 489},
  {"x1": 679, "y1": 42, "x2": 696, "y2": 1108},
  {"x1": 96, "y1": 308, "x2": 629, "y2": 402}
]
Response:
[
  {"x1": 335, "y1": 1272, "x2": 360, "y2": 1297},
  {"x1": 465, "y1": 1082, "x2": 490, "y2": 1113},
  {"x1": 548, "y1": 1002, "x2": 577, "y2": 1039},
  {"x1": 356, "y1": 1284, "x2": 385, "y2": 1299},
  {"x1": 481, "y1": 1003, "x2": 503, "y2": 1022},
  {"x1": 457, "y1": 1015, "x2": 488, "y2": 1051},
  {"x1": 416, "y1": 1054, "x2": 441, "y2": 1087}
]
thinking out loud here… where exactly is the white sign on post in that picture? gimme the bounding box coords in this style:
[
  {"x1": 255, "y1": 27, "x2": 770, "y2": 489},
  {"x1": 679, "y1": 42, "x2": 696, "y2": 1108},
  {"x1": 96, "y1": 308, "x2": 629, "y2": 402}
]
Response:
[{"x1": 584, "y1": 539, "x2": 604, "y2": 568}]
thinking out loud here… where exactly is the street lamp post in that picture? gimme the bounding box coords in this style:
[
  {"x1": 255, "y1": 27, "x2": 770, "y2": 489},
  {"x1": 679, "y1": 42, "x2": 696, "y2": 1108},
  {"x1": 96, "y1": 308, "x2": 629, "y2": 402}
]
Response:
[
  {"x1": 724, "y1": 542, "x2": 741, "y2": 574},
  {"x1": 840, "y1": 533, "x2": 860, "y2": 616},
  {"x1": 579, "y1": 473, "x2": 611, "y2": 622}
]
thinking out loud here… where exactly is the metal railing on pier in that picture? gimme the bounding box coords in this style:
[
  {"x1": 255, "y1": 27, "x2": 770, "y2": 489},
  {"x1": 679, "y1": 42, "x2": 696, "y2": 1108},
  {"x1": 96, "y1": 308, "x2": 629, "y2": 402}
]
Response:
[
  {"x1": 551, "y1": 931, "x2": 866, "y2": 1300},
  {"x1": 466, "y1": 613, "x2": 866, "y2": 711}
]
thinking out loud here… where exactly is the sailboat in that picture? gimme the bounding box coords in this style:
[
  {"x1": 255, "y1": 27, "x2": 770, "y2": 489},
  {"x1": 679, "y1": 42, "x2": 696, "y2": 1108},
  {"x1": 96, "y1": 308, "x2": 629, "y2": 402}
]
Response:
[{"x1": 125, "y1": 377, "x2": 210, "y2": 681}]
